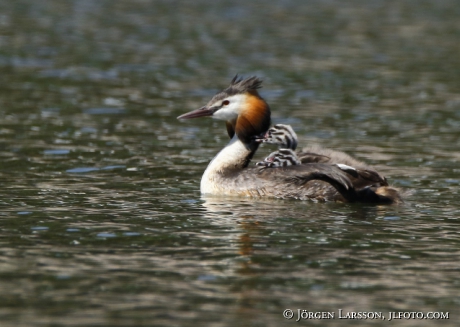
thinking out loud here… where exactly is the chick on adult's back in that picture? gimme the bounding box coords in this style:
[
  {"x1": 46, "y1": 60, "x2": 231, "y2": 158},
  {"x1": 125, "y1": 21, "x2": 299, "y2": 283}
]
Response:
[{"x1": 177, "y1": 76, "x2": 401, "y2": 204}]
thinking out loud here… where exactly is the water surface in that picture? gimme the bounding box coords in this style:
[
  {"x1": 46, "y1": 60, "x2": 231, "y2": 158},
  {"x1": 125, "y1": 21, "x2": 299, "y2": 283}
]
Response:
[{"x1": 0, "y1": 1, "x2": 459, "y2": 326}]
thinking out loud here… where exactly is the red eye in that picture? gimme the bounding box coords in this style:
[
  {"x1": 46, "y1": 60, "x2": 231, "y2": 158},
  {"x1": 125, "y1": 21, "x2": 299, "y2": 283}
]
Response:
[{"x1": 222, "y1": 100, "x2": 230, "y2": 106}]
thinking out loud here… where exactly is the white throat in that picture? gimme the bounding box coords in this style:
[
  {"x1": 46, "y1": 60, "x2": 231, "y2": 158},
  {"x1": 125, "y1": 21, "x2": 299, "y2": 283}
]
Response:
[{"x1": 200, "y1": 135, "x2": 254, "y2": 194}]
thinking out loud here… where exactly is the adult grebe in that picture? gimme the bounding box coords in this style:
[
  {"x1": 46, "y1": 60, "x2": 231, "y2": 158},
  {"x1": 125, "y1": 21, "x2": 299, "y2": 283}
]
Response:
[{"x1": 178, "y1": 76, "x2": 401, "y2": 204}]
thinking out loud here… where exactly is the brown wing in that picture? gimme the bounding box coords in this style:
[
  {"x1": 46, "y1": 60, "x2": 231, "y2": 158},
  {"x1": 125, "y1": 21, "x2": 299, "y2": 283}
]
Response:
[
  {"x1": 254, "y1": 163, "x2": 358, "y2": 202},
  {"x1": 297, "y1": 147, "x2": 388, "y2": 189}
]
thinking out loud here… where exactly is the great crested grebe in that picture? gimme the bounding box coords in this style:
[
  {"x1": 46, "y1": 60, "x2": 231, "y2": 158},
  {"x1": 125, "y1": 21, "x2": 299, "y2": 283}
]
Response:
[
  {"x1": 257, "y1": 124, "x2": 299, "y2": 150},
  {"x1": 255, "y1": 148, "x2": 301, "y2": 168},
  {"x1": 254, "y1": 124, "x2": 301, "y2": 168},
  {"x1": 178, "y1": 76, "x2": 401, "y2": 204}
]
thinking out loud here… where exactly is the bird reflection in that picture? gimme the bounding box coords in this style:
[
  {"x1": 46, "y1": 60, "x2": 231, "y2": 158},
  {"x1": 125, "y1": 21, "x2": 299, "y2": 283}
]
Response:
[{"x1": 199, "y1": 195, "x2": 393, "y2": 256}]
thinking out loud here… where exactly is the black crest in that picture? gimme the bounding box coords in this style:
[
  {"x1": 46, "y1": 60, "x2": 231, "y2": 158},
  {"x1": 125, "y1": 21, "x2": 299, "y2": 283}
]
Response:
[
  {"x1": 207, "y1": 75, "x2": 264, "y2": 106},
  {"x1": 229, "y1": 75, "x2": 263, "y2": 93}
]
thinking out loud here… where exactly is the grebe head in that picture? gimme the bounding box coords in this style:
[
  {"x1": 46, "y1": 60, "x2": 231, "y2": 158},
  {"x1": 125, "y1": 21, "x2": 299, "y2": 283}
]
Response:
[
  {"x1": 255, "y1": 124, "x2": 298, "y2": 150},
  {"x1": 178, "y1": 75, "x2": 271, "y2": 143}
]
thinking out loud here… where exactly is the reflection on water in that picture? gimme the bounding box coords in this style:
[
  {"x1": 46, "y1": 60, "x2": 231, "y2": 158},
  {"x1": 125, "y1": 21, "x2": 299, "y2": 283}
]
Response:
[{"x1": 0, "y1": 0, "x2": 459, "y2": 326}]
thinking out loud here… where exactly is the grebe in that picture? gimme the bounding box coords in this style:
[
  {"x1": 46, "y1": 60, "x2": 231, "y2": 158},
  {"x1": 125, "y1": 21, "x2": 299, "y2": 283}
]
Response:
[
  {"x1": 256, "y1": 124, "x2": 298, "y2": 150},
  {"x1": 256, "y1": 148, "x2": 301, "y2": 168},
  {"x1": 254, "y1": 124, "x2": 300, "y2": 167},
  {"x1": 178, "y1": 76, "x2": 401, "y2": 203}
]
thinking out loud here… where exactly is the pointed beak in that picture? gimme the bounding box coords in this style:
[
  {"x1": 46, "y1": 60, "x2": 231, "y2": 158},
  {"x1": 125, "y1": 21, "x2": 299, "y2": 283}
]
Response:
[
  {"x1": 177, "y1": 106, "x2": 215, "y2": 120},
  {"x1": 254, "y1": 131, "x2": 268, "y2": 142}
]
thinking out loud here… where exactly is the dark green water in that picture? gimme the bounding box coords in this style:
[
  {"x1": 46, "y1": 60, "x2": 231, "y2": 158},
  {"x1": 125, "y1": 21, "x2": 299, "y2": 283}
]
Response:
[{"x1": 1, "y1": 0, "x2": 459, "y2": 326}]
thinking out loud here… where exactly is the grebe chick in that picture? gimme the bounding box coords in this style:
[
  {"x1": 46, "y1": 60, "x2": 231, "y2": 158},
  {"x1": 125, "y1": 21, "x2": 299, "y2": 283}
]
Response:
[
  {"x1": 255, "y1": 124, "x2": 298, "y2": 150},
  {"x1": 177, "y1": 76, "x2": 401, "y2": 204},
  {"x1": 256, "y1": 148, "x2": 301, "y2": 168},
  {"x1": 254, "y1": 124, "x2": 300, "y2": 167}
]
